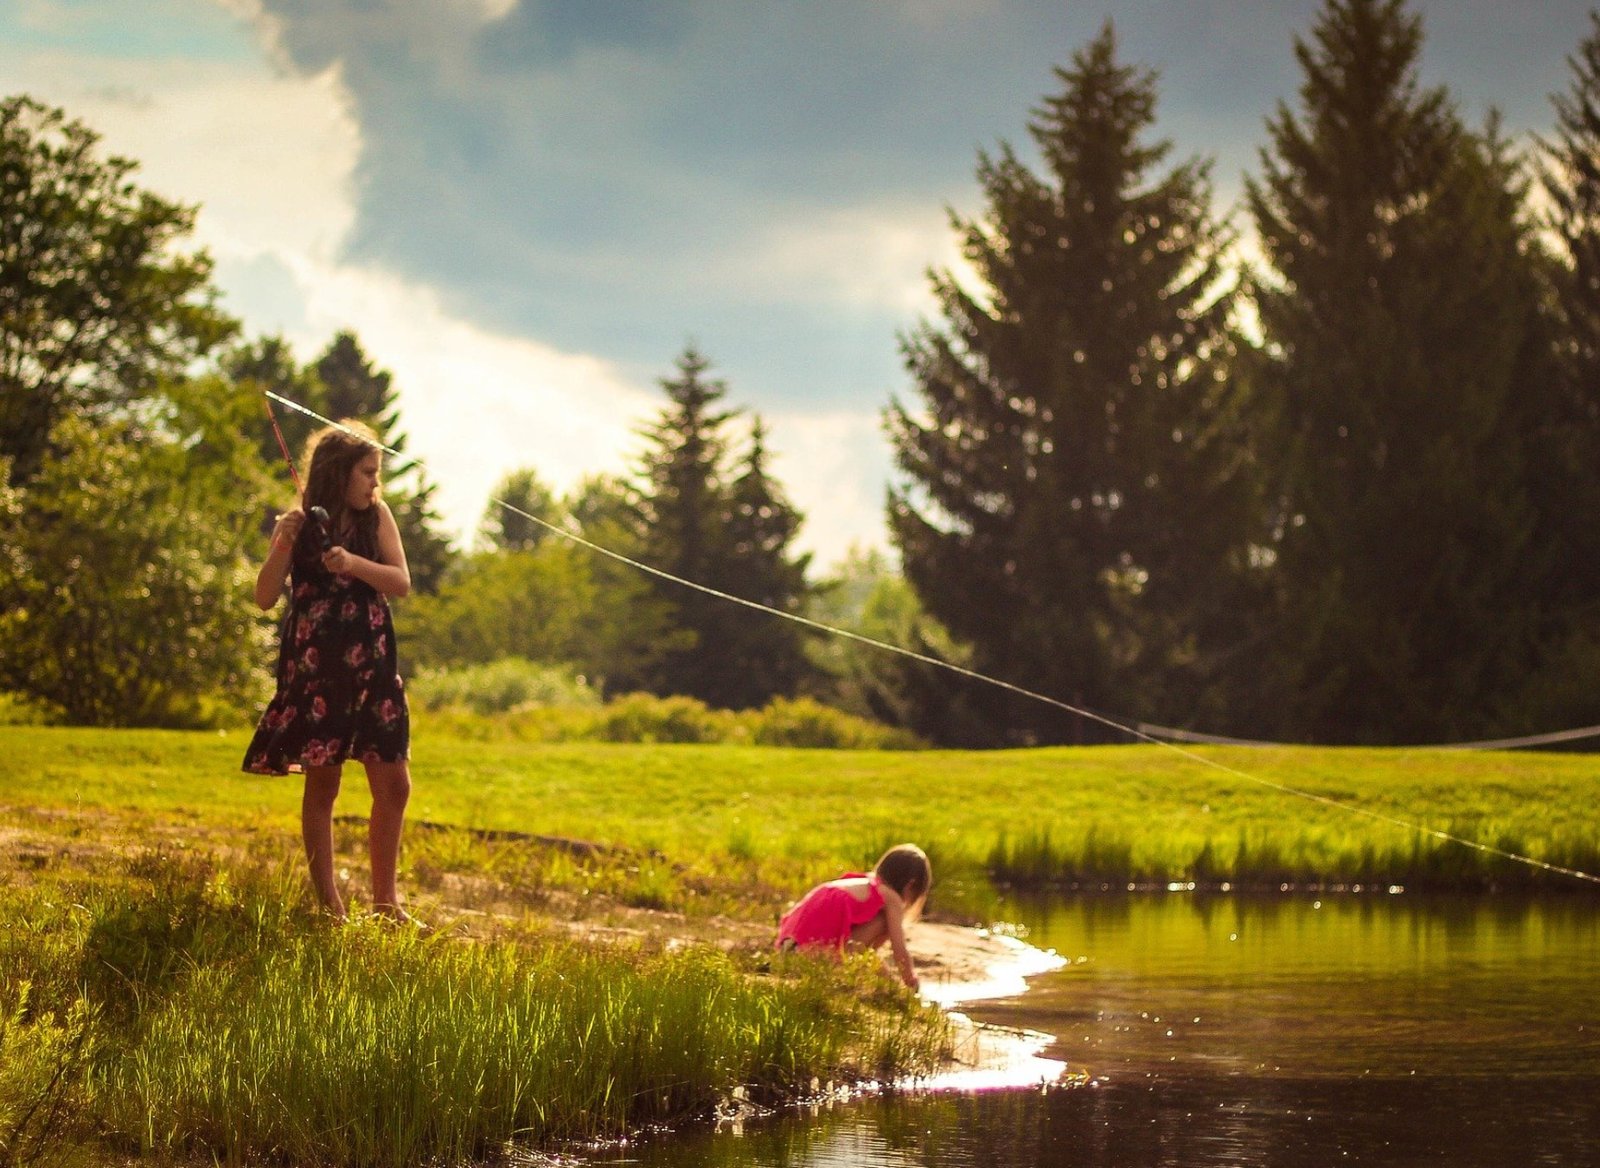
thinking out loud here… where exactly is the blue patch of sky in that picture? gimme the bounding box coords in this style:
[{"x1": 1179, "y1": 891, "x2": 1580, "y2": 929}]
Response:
[
  {"x1": 476, "y1": 0, "x2": 694, "y2": 68},
  {"x1": 2, "y1": 0, "x2": 256, "y2": 62}
]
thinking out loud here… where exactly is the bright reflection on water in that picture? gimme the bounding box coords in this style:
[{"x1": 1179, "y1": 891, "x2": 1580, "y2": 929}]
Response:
[{"x1": 603, "y1": 894, "x2": 1600, "y2": 1167}]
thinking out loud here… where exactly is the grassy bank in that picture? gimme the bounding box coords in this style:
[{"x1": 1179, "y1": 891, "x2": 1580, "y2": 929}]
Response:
[
  {"x1": 5, "y1": 724, "x2": 1597, "y2": 895},
  {"x1": 0, "y1": 848, "x2": 945, "y2": 1168},
  {"x1": 2, "y1": 725, "x2": 1595, "y2": 1166}
]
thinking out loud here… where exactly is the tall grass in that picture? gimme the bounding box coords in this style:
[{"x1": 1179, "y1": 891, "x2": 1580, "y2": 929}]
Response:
[
  {"x1": 984, "y1": 819, "x2": 1600, "y2": 891},
  {"x1": 0, "y1": 984, "x2": 94, "y2": 1168},
  {"x1": 106, "y1": 935, "x2": 849, "y2": 1164},
  {"x1": 5, "y1": 729, "x2": 1598, "y2": 897},
  {"x1": 0, "y1": 853, "x2": 947, "y2": 1168}
]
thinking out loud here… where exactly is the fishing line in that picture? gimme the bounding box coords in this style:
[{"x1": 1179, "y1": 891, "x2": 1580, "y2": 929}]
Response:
[
  {"x1": 262, "y1": 391, "x2": 1600, "y2": 888},
  {"x1": 1137, "y1": 719, "x2": 1600, "y2": 751}
]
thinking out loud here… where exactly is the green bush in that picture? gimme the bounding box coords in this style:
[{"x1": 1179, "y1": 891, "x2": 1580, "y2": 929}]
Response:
[
  {"x1": 0, "y1": 693, "x2": 62, "y2": 726},
  {"x1": 411, "y1": 658, "x2": 600, "y2": 715},
  {"x1": 593, "y1": 693, "x2": 738, "y2": 744},
  {"x1": 412, "y1": 686, "x2": 923, "y2": 749},
  {"x1": 751, "y1": 696, "x2": 922, "y2": 750}
]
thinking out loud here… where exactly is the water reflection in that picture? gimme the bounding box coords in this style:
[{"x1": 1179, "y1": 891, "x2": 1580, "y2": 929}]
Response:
[
  {"x1": 600, "y1": 895, "x2": 1600, "y2": 1168},
  {"x1": 613, "y1": 1077, "x2": 1600, "y2": 1168},
  {"x1": 1001, "y1": 892, "x2": 1599, "y2": 1081}
]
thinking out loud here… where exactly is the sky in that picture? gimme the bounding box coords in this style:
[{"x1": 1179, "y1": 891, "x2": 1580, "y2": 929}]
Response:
[{"x1": 3, "y1": 0, "x2": 1596, "y2": 569}]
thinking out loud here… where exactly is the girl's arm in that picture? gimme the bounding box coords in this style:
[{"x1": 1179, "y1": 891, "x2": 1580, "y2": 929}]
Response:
[
  {"x1": 879, "y1": 887, "x2": 919, "y2": 991},
  {"x1": 255, "y1": 508, "x2": 305, "y2": 610},
  {"x1": 323, "y1": 499, "x2": 411, "y2": 597}
]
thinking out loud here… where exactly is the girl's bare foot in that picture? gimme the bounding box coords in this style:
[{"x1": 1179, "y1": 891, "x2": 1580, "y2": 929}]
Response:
[{"x1": 373, "y1": 903, "x2": 429, "y2": 932}]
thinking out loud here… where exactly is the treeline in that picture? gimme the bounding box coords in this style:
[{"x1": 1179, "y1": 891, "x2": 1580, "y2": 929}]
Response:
[
  {"x1": 5, "y1": 0, "x2": 1600, "y2": 747},
  {"x1": 890, "y1": 2, "x2": 1600, "y2": 746}
]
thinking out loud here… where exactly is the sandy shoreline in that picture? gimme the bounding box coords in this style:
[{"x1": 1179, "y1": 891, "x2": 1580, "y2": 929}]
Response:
[{"x1": 908, "y1": 922, "x2": 1072, "y2": 1090}]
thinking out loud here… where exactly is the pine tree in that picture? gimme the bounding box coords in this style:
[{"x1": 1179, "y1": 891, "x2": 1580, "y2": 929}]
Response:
[
  {"x1": 715, "y1": 417, "x2": 814, "y2": 707},
  {"x1": 309, "y1": 331, "x2": 454, "y2": 593},
  {"x1": 1513, "y1": 12, "x2": 1600, "y2": 728},
  {"x1": 629, "y1": 348, "x2": 817, "y2": 706},
  {"x1": 316, "y1": 331, "x2": 404, "y2": 448},
  {"x1": 225, "y1": 334, "x2": 325, "y2": 487},
  {"x1": 632, "y1": 346, "x2": 738, "y2": 703},
  {"x1": 389, "y1": 470, "x2": 455, "y2": 596},
  {"x1": 887, "y1": 23, "x2": 1252, "y2": 744},
  {"x1": 1246, "y1": 0, "x2": 1547, "y2": 742}
]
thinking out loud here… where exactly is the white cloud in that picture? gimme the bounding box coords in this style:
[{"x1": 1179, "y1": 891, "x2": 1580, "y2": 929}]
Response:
[
  {"x1": 707, "y1": 198, "x2": 958, "y2": 316},
  {"x1": 1, "y1": 37, "x2": 650, "y2": 530},
  {"x1": 0, "y1": 10, "x2": 898, "y2": 569},
  {"x1": 283, "y1": 257, "x2": 654, "y2": 547},
  {"x1": 1, "y1": 47, "x2": 359, "y2": 265},
  {"x1": 763, "y1": 409, "x2": 896, "y2": 570},
  {"x1": 15, "y1": 1, "x2": 93, "y2": 35},
  {"x1": 448, "y1": 0, "x2": 517, "y2": 22}
]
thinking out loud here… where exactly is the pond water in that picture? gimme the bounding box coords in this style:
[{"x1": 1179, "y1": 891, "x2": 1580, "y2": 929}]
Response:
[{"x1": 605, "y1": 893, "x2": 1600, "y2": 1167}]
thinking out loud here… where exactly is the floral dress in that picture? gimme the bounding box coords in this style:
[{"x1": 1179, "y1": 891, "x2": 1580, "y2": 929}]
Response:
[{"x1": 242, "y1": 523, "x2": 409, "y2": 775}]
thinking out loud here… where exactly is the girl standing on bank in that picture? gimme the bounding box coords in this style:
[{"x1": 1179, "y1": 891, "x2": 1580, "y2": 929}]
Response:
[{"x1": 243, "y1": 420, "x2": 413, "y2": 922}]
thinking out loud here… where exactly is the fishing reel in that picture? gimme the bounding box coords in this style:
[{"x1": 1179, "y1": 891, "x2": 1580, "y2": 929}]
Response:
[{"x1": 305, "y1": 505, "x2": 334, "y2": 553}]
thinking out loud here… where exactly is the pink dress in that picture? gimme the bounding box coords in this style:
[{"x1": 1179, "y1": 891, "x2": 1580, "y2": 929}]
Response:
[{"x1": 776, "y1": 873, "x2": 884, "y2": 953}]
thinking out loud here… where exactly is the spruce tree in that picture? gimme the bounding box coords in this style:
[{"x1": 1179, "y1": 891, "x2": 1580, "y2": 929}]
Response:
[
  {"x1": 716, "y1": 418, "x2": 814, "y2": 707},
  {"x1": 388, "y1": 470, "x2": 455, "y2": 595},
  {"x1": 632, "y1": 346, "x2": 738, "y2": 702},
  {"x1": 316, "y1": 330, "x2": 404, "y2": 445},
  {"x1": 887, "y1": 23, "x2": 1251, "y2": 744},
  {"x1": 226, "y1": 334, "x2": 325, "y2": 486},
  {"x1": 1246, "y1": 0, "x2": 1547, "y2": 742},
  {"x1": 309, "y1": 330, "x2": 454, "y2": 592},
  {"x1": 1516, "y1": 12, "x2": 1600, "y2": 728},
  {"x1": 632, "y1": 348, "x2": 817, "y2": 707}
]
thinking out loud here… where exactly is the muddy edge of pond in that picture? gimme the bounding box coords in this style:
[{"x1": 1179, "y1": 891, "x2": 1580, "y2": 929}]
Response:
[{"x1": 911, "y1": 921, "x2": 1070, "y2": 1085}]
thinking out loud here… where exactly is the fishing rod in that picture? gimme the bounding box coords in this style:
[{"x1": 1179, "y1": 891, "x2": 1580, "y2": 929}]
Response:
[
  {"x1": 262, "y1": 394, "x2": 337, "y2": 553},
  {"x1": 260, "y1": 390, "x2": 1600, "y2": 888}
]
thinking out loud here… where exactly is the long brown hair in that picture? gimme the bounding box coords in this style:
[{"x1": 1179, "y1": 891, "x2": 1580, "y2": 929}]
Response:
[
  {"x1": 301, "y1": 420, "x2": 381, "y2": 556},
  {"x1": 873, "y1": 843, "x2": 931, "y2": 911}
]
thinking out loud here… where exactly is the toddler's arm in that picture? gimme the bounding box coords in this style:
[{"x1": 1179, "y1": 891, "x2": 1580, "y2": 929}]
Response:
[{"x1": 880, "y1": 888, "x2": 919, "y2": 991}]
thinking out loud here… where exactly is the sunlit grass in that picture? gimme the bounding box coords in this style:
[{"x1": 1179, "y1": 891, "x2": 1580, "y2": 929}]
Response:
[
  {"x1": 4, "y1": 726, "x2": 1596, "y2": 892},
  {"x1": 1, "y1": 726, "x2": 1594, "y2": 1165},
  {"x1": 0, "y1": 853, "x2": 947, "y2": 1168}
]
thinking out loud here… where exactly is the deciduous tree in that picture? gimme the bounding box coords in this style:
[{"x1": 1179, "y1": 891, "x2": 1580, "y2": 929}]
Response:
[
  {"x1": 0, "y1": 95, "x2": 234, "y2": 482},
  {"x1": 480, "y1": 466, "x2": 559, "y2": 551},
  {"x1": 0, "y1": 383, "x2": 273, "y2": 725}
]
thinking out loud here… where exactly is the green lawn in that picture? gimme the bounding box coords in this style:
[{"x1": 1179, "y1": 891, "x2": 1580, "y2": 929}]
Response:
[
  {"x1": 2, "y1": 725, "x2": 1594, "y2": 1166},
  {"x1": 6, "y1": 723, "x2": 1596, "y2": 893}
]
